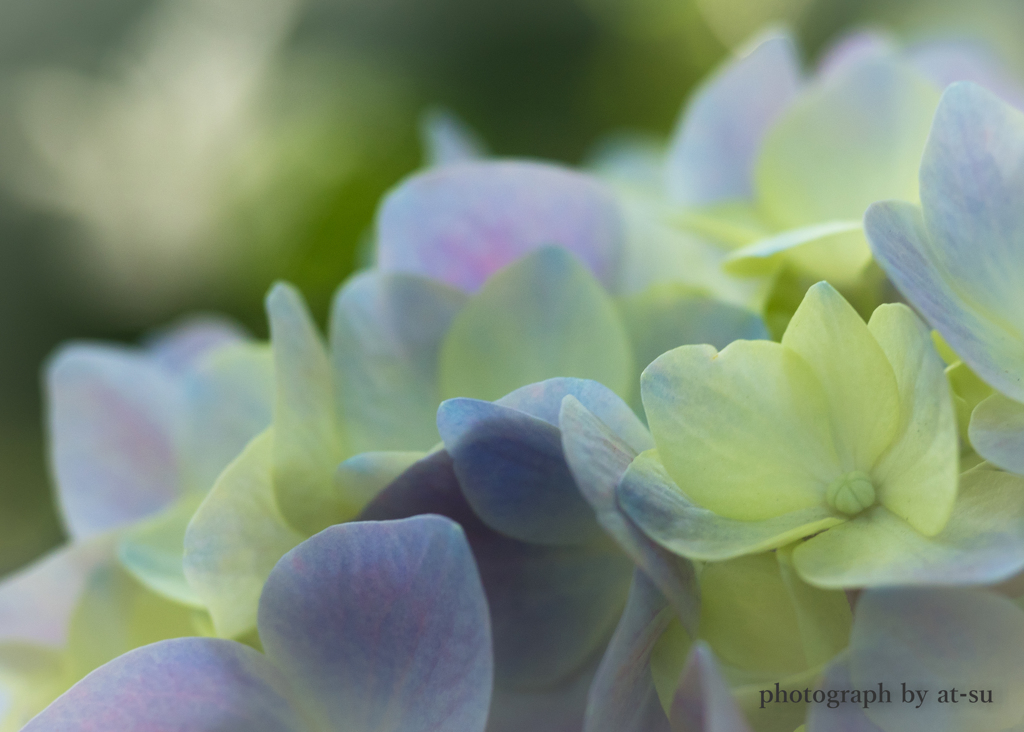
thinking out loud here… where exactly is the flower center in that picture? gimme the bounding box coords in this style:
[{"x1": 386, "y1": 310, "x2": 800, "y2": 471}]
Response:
[{"x1": 825, "y1": 471, "x2": 877, "y2": 516}]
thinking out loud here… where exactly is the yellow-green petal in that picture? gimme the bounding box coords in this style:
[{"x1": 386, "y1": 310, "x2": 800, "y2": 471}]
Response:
[
  {"x1": 782, "y1": 282, "x2": 900, "y2": 473},
  {"x1": 642, "y1": 341, "x2": 839, "y2": 521},
  {"x1": 868, "y1": 303, "x2": 958, "y2": 536}
]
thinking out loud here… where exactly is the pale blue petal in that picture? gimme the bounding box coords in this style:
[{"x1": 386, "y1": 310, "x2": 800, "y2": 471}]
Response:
[
  {"x1": 22, "y1": 639, "x2": 303, "y2": 732},
  {"x1": 865, "y1": 199, "x2": 1024, "y2": 403},
  {"x1": 330, "y1": 271, "x2": 466, "y2": 453},
  {"x1": 145, "y1": 316, "x2": 246, "y2": 373},
  {"x1": 559, "y1": 395, "x2": 698, "y2": 631},
  {"x1": 910, "y1": 41, "x2": 1024, "y2": 109},
  {"x1": 666, "y1": 35, "x2": 801, "y2": 205},
  {"x1": 376, "y1": 161, "x2": 623, "y2": 293},
  {"x1": 584, "y1": 571, "x2": 672, "y2": 732},
  {"x1": 257, "y1": 516, "x2": 492, "y2": 732},
  {"x1": 46, "y1": 344, "x2": 184, "y2": 539},
  {"x1": 816, "y1": 30, "x2": 895, "y2": 80},
  {"x1": 970, "y1": 393, "x2": 1024, "y2": 474}
]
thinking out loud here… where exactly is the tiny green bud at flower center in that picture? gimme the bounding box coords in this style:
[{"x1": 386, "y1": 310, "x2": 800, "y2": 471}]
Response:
[{"x1": 825, "y1": 471, "x2": 876, "y2": 516}]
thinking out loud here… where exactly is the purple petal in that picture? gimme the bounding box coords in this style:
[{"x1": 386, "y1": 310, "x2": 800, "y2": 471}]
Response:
[
  {"x1": 805, "y1": 656, "x2": 886, "y2": 732},
  {"x1": 559, "y1": 395, "x2": 698, "y2": 632},
  {"x1": 666, "y1": 35, "x2": 802, "y2": 206},
  {"x1": 437, "y1": 398, "x2": 603, "y2": 546},
  {"x1": 375, "y1": 160, "x2": 623, "y2": 293},
  {"x1": 257, "y1": 516, "x2": 492, "y2": 732},
  {"x1": 22, "y1": 638, "x2": 302, "y2": 732},
  {"x1": 359, "y1": 454, "x2": 633, "y2": 692},
  {"x1": 669, "y1": 642, "x2": 754, "y2": 732},
  {"x1": 584, "y1": 571, "x2": 673, "y2": 732},
  {"x1": 46, "y1": 344, "x2": 184, "y2": 539}
]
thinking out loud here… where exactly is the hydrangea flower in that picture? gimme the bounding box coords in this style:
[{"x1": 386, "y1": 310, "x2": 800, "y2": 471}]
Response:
[
  {"x1": 578, "y1": 281, "x2": 1024, "y2": 588},
  {"x1": 23, "y1": 515, "x2": 494, "y2": 732},
  {"x1": 0, "y1": 319, "x2": 272, "y2": 728},
  {"x1": 865, "y1": 81, "x2": 1024, "y2": 478},
  {"x1": 807, "y1": 586, "x2": 1024, "y2": 732}
]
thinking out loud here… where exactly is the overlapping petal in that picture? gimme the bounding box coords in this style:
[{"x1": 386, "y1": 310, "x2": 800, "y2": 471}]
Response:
[
  {"x1": 969, "y1": 393, "x2": 1024, "y2": 474},
  {"x1": 376, "y1": 160, "x2": 624, "y2": 293}
]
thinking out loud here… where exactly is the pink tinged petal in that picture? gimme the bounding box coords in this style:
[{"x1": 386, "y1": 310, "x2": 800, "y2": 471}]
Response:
[
  {"x1": 584, "y1": 571, "x2": 673, "y2": 732},
  {"x1": 375, "y1": 160, "x2": 624, "y2": 293},
  {"x1": 970, "y1": 393, "x2": 1024, "y2": 474},
  {"x1": 46, "y1": 345, "x2": 185, "y2": 539},
  {"x1": 330, "y1": 271, "x2": 467, "y2": 454},
  {"x1": 559, "y1": 395, "x2": 699, "y2": 632},
  {"x1": 257, "y1": 516, "x2": 493, "y2": 732},
  {"x1": 22, "y1": 638, "x2": 304, "y2": 732},
  {"x1": 669, "y1": 642, "x2": 754, "y2": 732},
  {"x1": 666, "y1": 34, "x2": 802, "y2": 206},
  {"x1": 144, "y1": 316, "x2": 247, "y2": 374},
  {"x1": 816, "y1": 30, "x2": 896, "y2": 80},
  {"x1": 910, "y1": 41, "x2": 1024, "y2": 110},
  {"x1": 865, "y1": 200, "x2": 1024, "y2": 403},
  {"x1": 0, "y1": 537, "x2": 113, "y2": 647}
]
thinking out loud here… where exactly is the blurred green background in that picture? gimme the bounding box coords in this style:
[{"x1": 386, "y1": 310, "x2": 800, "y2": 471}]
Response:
[{"x1": 2, "y1": 0, "x2": 1023, "y2": 574}]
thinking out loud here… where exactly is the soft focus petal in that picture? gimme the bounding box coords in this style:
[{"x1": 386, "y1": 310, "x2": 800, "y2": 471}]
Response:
[
  {"x1": 792, "y1": 467, "x2": 1024, "y2": 587},
  {"x1": 804, "y1": 656, "x2": 886, "y2": 732},
  {"x1": 22, "y1": 639, "x2": 303, "y2": 732},
  {"x1": 359, "y1": 453, "x2": 633, "y2": 692},
  {"x1": 617, "y1": 451, "x2": 842, "y2": 561},
  {"x1": 0, "y1": 538, "x2": 113, "y2": 647},
  {"x1": 266, "y1": 283, "x2": 345, "y2": 536},
  {"x1": 144, "y1": 316, "x2": 247, "y2": 373},
  {"x1": 439, "y1": 247, "x2": 634, "y2": 402},
  {"x1": 867, "y1": 304, "x2": 958, "y2": 535},
  {"x1": 333, "y1": 451, "x2": 426, "y2": 514},
  {"x1": 970, "y1": 393, "x2": 1024, "y2": 474},
  {"x1": 756, "y1": 57, "x2": 939, "y2": 226},
  {"x1": 559, "y1": 396, "x2": 698, "y2": 629},
  {"x1": 584, "y1": 571, "x2": 672, "y2": 732},
  {"x1": 917, "y1": 82, "x2": 1024, "y2": 396},
  {"x1": 257, "y1": 516, "x2": 492, "y2": 732},
  {"x1": 849, "y1": 587, "x2": 1024, "y2": 732},
  {"x1": 781, "y1": 282, "x2": 900, "y2": 472},
  {"x1": 775, "y1": 547, "x2": 853, "y2": 668},
  {"x1": 666, "y1": 34, "x2": 801, "y2": 206},
  {"x1": 46, "y1": 344, "x2": 184, "y2": 538},
  {"x1": 489, "y1": 656, "x2": 600, "y2": 732},
  {"x1": 420, "y1": 107, "x2": 487, "y2": 167},
  {"x1": 723, "y1": 220, "x2": 865, "y2": 283},
  {"x1": 909, "y1": 41, "x2": 1024, "y2": 110},
  {"x1": 181, "y1": 341, "x2": 274, "y2": 493},
  {"x1": 865, "y1": 200, "x2": 1024, "y2": 403},
  {"x1": 184, "y1": 431, "x2": 304, "y2": 639},
  {"x1": 117, "y1": 493, "x2": 205, "y2": 607},
  {"x1": 816, "y1": 30, "x2": 894, "y2": 79},
  {"x1": 376, "y1": 160, "x2": 623, "y2": 293},
  {"x1": 438, "y1": 398, "x2": 602, "y2": 546},
  {"x1": 0, "y1": 646, "x2": 66, "y2": 732},
  {"x1": 642, "y1": 340, "x2": 839, "y2": 521},
  {"x1": 330, "y1": 271, "x2": 467, "y2": 453},
  {"x1": 669, "y1": 642, "x2": 754, "y2": 732}
]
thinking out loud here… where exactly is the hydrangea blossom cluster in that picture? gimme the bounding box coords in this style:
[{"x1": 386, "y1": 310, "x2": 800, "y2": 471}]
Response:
[{"x1": 6, "y1": 26, "x2": 1024, "y2": 732}]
